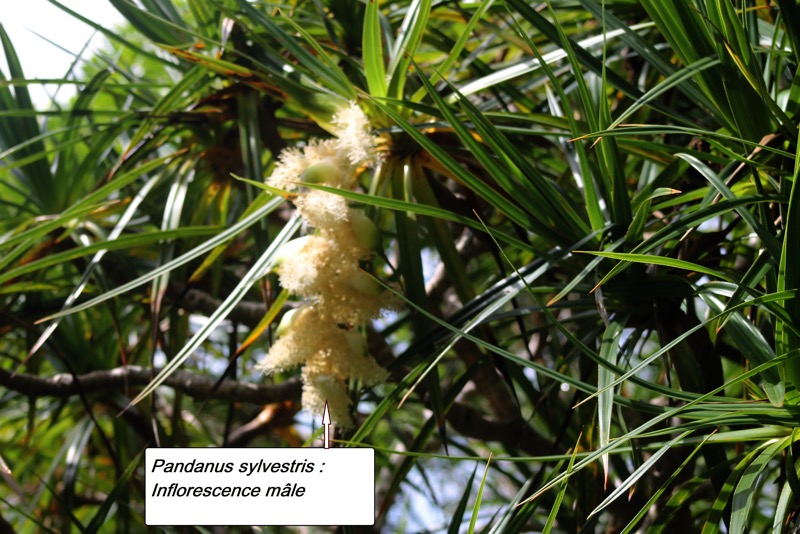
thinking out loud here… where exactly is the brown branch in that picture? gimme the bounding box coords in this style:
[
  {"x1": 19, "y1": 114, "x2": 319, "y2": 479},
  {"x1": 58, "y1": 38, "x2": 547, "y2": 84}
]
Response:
[
  {"x1": 226, "y1": 401, "x2": 300, "y2": 447},
  {"x1": 455, "y1": 339, "x2": 519, "y2": 421},
  {"x1": 446, "y1": 402, "x2": 553, "y2": 455},
  {"x1": 366, "y1": 325, "x2": 396, "y2": 369},
  {"x1": 162, "y1": 260, "x2": 545, "y2": 454},
  {"x1": 166, "y1": 282, "x2": 269, "y2": 328},
  {"x1": 425, "y1": 229, "x2": 486, "y2": 315},
  {"x1": 0, "y1": 365, "x2": 301, "y2": 405}
]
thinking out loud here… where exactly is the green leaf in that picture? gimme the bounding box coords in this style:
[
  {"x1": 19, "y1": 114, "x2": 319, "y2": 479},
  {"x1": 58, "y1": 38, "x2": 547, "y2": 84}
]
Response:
[
  {"x1": 26, "y1": 173, "x2": 163, "y2": 356},
  {"x1": 126, "y1": 216, "x2": 301, "y2": 408},
  {"x1": 621, "y1": 432, "x2": 716, "y2": 533},
  {"x1": 582, "y1": 250, "x2": 736, "y2": 283},
  {"x1": 108, "y1": 0, "x2": 190, "y2": 46},
  {"x1": 544, "y1": 437, "x2": 580, "y2": 532},
  {"x1": 584, "y1": 291, "x2": 792, "y2": 408},
  {"x1": 3, "y1": 226, "x2": 220, "y2": 285},
  {"x1": 676, "y1": 153, "x2": 781, "y2": 260},
  {"x1": 426, "y1": 65, "x2": 590, "y2": 242},
  {"x1": 730, "y1": 437, "x2": 790, "y2": 534},
  {"x1": 447, "y1": 464, "x2": 478, "y2": 534},
  {"x1": 279, "y1": 11, "x2": 357, "y2": 100},
  {"x1": 702, "y1": 293, "x2": 785, "y2": 407},
  {"x1": 298, "y1": 180, "x2": 534, "y2": 251},
  {"x1": 386, "y1": 0, "x2": 431, "y2": 99},
  {"x1": 777, "y1": 142, "x2": 800, "y2": 389},
  {"x1": 49, "y1": 0, "x2": 175, "y2": 67},
  {"x1": 598, "y1": 320, "x2": 623, "y2": 486},
  {"x1": 370, "y1": 98, "x2": 543, "y2": 233},
  {"x1": 592, "y1": 196, "x2": 780, "y2": 289},
  {"x1": 38, "y1": 195, "x2": 284, "y2": 321},
  {"x1": 467, "y1": 453, "x2": 491, "y2": 534},
  {"x1": 363, "y1": 0, "x2": 388, "y2": 97},
  {"x1": 410, "y1": 0, "x2": 496, "y2": 102},
  {"x1": 0, "y1": 23, "x2": 53, "y2": 209},
  {"x1": 591, "y1": 430, "x2": 693, "y2": 518},
  {"x1": 84, "y1": 450, "x2": 144, "y2": 534}
]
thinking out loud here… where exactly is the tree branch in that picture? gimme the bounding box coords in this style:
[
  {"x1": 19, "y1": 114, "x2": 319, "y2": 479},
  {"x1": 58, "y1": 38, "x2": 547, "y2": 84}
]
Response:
[
  {"x1": 446, "y1": 402, "x2": 553, "y2": 455},
  {"x1": 226, "y1": 401, "x2": 300, "y2": 447},
  {"x1": 166, "y1": 282, "x2": 269, "y2": 328},
  {"x1": 0, "y1": 366, "x2": 301, "y2": 404}
]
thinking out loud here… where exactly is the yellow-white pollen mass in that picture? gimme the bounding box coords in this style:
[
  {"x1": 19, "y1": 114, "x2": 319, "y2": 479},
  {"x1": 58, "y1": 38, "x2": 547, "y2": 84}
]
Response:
[{"x1": 260, "y1": 102, "x2": 391, "y2": 427}]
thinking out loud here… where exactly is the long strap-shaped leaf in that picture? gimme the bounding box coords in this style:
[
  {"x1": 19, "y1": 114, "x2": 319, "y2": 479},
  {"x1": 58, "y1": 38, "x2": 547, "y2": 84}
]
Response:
[
  {"x1": 467, "y1": 453, "x2": 492, "y2": 534},
  {"x1": 363, "y1": 0, "x2": 387, "y2": 98},
  {"x1": 0, "y1": 226, "x2": 218, "y2": 284},
  {"x1": 298, "y1": 179, "x2": 534, "y2": 251},
  {"x1": 777, "y1": 141, "x2": 800, "y2": 390},
  {"x1": 590, "y1": 430, "x2": 694, "y2": 518},
  {"x1": 39, "y1": 195, "x2": 285, "y2": 322},
  {"x1": 28, "y1": 172, "x2": 163, "y2": 357},
  {"x1": 730, "y1": 437, "x2": 791, "y2": 534},
  {"x1": 578, "y1": 290, "x2": 792, "y2": 409},
  {"x1": 522, "y1": 353, "x2": 796, "y2": 507},
  {"x1": 598, "y1": 321, "x2": 623, "y2": 488},
  {"x1": 677, "y1": 153, "x2": 782, "y2": 260},
  {"x1": 386, "y1": 0, "x2": 431, "y2": 99},
  {"x1": 0, "y1": 152, "x2": 177, "y2": 253},
  {"x1": 125, "y1": 215, "x2": 301, "y2": 409}
]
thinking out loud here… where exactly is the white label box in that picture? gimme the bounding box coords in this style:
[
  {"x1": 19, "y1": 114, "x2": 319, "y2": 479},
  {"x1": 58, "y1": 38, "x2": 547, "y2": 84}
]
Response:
[{"x1": 145, "y1": 448, "x2": 374, "y2": 526}]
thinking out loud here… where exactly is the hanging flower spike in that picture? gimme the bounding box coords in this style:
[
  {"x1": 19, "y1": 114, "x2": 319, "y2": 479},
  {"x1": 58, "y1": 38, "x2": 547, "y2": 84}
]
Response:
[
  {"x1": 260, "y1": 101, "x2": 390, "y2": 428},
  {"x1": 301, "y1": 371, "x2": 353, "y2": 429}
]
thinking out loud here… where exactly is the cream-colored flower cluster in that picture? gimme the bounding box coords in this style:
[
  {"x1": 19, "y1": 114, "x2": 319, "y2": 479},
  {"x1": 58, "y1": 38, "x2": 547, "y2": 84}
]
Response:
[{"x1": 257, "y1": 103, "x2": 390, "y2": 428}]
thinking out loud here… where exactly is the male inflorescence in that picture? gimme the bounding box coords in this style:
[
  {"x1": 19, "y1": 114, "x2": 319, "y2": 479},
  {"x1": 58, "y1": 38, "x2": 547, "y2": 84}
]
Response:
[{"x1": 257, "y1": 103, "x2": 392, "y2": 428}]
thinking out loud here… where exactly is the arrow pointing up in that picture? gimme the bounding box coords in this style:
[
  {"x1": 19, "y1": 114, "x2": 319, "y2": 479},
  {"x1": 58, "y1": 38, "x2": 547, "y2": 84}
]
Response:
[{"x1": 321, "y1": 401, "x2": 331, "y2": 449}]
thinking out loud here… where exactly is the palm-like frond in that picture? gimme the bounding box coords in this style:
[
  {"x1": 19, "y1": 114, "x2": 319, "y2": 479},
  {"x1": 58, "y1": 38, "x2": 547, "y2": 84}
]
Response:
[{"x1": 1, "y1": 0, "x2": 799, "y2": 531}]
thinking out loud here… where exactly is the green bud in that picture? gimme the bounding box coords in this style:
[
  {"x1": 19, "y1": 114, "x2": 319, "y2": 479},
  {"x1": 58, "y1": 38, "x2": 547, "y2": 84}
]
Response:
[
  {"x1": 301, "y1": 159, "x2": 343, "y2": 185},
  {"x1": 351, "y1": 210, "x2": 380, "y2": 250},
  {"x1": 346, "y1": 270, "x2": 383, "y2": 297},
  {"x1": 343, "y1": 330, "x2": 367, "y2": 357},
  {"x1": 275, "y1": 307, "x2": 302, "y2": 337},
  {"x1": 272, "y1": 236, "x2": 312, "y2": 270}
]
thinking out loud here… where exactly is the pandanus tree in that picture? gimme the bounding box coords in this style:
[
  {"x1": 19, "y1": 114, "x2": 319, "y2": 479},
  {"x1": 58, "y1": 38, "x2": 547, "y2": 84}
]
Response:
[{"x1": 2, "y1": 0, "x2": 800, "y2": 531}]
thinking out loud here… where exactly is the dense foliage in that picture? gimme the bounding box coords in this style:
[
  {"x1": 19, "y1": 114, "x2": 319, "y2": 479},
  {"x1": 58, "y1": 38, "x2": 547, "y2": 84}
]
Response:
[{"x1": 2, "y1": 0, "x2": 800, "y2": 531}]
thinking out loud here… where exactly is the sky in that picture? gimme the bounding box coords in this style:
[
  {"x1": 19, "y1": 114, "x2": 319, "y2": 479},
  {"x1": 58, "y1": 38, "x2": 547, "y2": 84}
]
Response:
[{"x1": 0, "y1": 0, "x2": 125, "y2": 106}]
